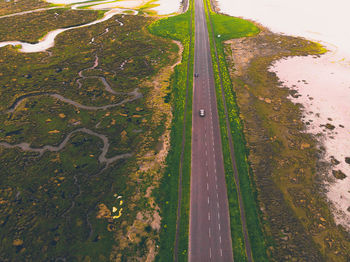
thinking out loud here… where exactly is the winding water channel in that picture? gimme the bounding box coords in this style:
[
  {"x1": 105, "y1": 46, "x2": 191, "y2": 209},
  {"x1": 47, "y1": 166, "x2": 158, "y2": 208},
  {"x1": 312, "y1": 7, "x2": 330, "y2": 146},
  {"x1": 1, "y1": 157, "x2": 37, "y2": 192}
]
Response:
[
  {"x1": 1, "y1": 50, "x2": 139, "y2": 164},
  {"x1": 0, "y1": 9, "x2": 123, "y2": 53}
]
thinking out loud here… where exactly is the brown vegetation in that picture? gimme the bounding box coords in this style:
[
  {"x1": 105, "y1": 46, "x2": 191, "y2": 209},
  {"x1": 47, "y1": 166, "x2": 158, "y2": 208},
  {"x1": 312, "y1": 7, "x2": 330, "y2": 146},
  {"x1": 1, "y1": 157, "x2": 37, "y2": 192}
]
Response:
[{"x1": 224, "y1": 24, "x2": 350, "y2": 261}]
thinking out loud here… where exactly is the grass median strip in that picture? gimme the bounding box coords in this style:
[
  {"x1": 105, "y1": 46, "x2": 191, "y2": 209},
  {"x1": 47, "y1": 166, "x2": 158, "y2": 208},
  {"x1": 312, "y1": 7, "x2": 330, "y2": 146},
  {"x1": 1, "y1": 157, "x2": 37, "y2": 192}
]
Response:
[{"x1": 203, "y1": 0, "x2": 268, "y2": 260}]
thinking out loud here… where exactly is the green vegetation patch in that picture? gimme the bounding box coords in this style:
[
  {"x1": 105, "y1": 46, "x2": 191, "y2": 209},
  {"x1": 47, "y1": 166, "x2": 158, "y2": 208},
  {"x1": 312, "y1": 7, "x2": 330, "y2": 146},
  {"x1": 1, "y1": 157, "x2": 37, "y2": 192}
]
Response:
[
  {"x1": 210, "y1": 13, "x2": 259, "y2": 41},
  {"x1": 149, "y1": 4, "x2": 194, "y2": 262}
]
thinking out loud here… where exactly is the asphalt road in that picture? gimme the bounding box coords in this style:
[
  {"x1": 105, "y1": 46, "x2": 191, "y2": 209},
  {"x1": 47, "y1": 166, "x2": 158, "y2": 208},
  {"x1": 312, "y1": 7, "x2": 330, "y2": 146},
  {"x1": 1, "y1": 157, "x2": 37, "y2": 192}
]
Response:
[{"x1": 188, "y1": 0, "x2": 234, "y2": 260}]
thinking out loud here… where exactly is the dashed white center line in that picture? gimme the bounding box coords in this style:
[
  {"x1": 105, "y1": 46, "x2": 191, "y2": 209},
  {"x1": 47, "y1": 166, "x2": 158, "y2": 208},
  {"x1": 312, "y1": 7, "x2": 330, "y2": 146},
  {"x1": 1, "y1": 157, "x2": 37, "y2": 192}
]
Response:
[
  {"x1": 205, "y1": 150, "x2": 207, "y2": 156},
  {"x1": 209, "y1": 227, "x2": 211, "y2": 238},
  {"x1": 219, "y1": 235, "x2": 222, "y2": 243},
  {"x1": 207, "y1": 183, "x2": 209, "y2": 191},
  {"x1": 215, "y1": 175, "x2": 217, "y2": 182},
  {"x1": 218, "y1": 223, "x2": 221, "y2": 231},
  {"x1": 208, "y1": 212, "x2": 211, "y2": 221},
  {"x1": 218, "y1": 213, "x2": 220, "y2": 219},
  {"x1": 216, "y1": 184, "x2": 218, "y2": 190},
  {"x1": 208, "y1": 196, "x2": 210, "y2": 204},
  {"x1": 217, "y1": 202, "x2": 219, "y2": 208},
  {"x1": 209, "y1": 248, "x2": 212, "y2": 259},
  {"x1": 214, "y1": 168, "x2": 216, "y2": 173},
  {"x1": 206, "y1": 171, "x2": 208, "y2": 177},
  {"x1": 220, "y1": 248, "x2": 223, "y2": 257},
  {"x1": 216, "y1": 193, "x2": 219, "y2": 199}
]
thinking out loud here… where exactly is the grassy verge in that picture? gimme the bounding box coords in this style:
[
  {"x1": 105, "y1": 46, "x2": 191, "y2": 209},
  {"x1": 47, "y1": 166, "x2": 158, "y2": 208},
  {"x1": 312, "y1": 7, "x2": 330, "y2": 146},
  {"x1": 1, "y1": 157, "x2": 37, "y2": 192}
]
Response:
[
  {"x1": 203, "y1": 0, "x2": 269, "y2": 260},
  {"x1": 149, "y1": 4, "x2": 194, "y2": 261}
]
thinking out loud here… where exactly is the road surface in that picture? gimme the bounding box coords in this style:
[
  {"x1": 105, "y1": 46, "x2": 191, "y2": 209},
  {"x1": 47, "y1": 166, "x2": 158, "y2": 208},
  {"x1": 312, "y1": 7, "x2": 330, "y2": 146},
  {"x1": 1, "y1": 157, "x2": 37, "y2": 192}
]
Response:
[{"x1": 188, "y1": 0, "x2": 234, "y2": 260}]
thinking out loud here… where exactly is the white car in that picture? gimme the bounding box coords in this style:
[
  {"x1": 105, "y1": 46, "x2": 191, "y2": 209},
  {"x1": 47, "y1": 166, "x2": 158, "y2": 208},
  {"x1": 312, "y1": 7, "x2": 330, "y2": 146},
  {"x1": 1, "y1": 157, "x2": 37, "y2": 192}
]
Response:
[{"x1": 199, "y1": 109, "x2": 205, "y2": 117}]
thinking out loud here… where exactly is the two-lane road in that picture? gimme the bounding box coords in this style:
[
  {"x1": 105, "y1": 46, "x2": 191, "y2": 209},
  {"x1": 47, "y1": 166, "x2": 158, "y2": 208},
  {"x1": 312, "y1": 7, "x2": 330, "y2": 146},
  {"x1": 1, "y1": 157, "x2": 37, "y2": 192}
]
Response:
[{"x1": 188, "y1": 0, "x2": 234, "y2": 260}]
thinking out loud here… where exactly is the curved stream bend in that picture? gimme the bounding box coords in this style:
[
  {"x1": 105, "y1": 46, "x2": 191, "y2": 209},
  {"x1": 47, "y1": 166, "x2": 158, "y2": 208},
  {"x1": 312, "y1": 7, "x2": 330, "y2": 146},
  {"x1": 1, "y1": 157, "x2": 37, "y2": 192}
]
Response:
[
  {"x1": 7, "y1": 88, "x2": 142, "y2": 113},
  {"x1": 0, "y1": 128, "x2": 132, "y2": 164},
  {"x1": 0, "y1": 9, "x2": 122, "y2": 53}
]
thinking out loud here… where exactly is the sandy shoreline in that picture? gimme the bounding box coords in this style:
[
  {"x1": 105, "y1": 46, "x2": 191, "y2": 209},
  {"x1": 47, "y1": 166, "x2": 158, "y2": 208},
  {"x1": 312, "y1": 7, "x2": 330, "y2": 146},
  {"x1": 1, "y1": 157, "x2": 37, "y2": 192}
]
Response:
[
  {"x1": 270, "y1": 51, "x2": 350, "y2": 230},
  {"x1": 216, "y1": 0, "x2": 350, "y2": 240},
  {"x1": 223, "y1": 21, "x2": 350, "y2": 259}
]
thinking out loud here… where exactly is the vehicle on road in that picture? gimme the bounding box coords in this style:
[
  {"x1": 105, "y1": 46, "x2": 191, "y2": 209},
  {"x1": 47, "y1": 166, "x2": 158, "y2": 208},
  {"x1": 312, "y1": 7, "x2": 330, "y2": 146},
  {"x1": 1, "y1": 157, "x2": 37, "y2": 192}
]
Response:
[
  {"x1": 194, "y1": 73, "x2": 199, "y2": 77},
  {"x1": 199, "y1": 109, "x2": 205, "y2": 117}
]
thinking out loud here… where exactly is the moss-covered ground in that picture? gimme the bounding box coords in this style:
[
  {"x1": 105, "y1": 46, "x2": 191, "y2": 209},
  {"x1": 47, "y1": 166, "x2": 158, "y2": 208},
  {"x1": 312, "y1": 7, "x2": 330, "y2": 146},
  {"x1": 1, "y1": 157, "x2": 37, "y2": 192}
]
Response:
[{"x1": 0, "y1": 11, "x2": 179, "y2": 261}]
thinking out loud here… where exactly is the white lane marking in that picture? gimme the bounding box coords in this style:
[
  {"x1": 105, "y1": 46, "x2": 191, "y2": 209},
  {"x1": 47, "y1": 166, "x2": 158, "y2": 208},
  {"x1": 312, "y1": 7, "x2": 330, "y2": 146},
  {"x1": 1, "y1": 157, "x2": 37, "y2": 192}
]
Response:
[
  {"x1": 206, "y1": 171, "x2": 208, "y2": 177},
  {"x1": 220, "y1": 249, "x2": 223, "y2": 257},
  {"x1": 208, "y1": 196, "x2": 210, "y2": 204},
  {"x1": 209, "y1": 227, "x2": 211, "y2": 238},
  {"x1": 219, "y1": 236, "x2": 222, "y2": 243},
  {"x1": 217, "y1": 202, "x2": 219, "y2": 208},
  {"x1": 210, "y1": 248, "x2": 212, "y2": 259},
  {"x1": 207, "y1": 183, "x2": 209, "y2": 191},
  {"x1": 218, "y1": 213, "x2": 220, "y2": 219},
  {"x1": 218, "y1": 223, "x2": 221, "y2": 231},
  {"x1": 206, "y1": 161, "x2": 208, "y2": 167},
  {"x1": 216, "y1": 193, "x2": 219, "y2": 199},
  {"x1": 216, "y1": 184, "x2": 218, "y2": 190},
  {"x1": 215, "y1": 175, "x2": 217, "y2": 182},
  {"x1": 214, "y1": 168, "x2": 216, "y2": 173},
  {"x1": 208, "y1": 212, "x2": 211, "y2": 221},
  {"x1": 205, "y1": 150, "x2": 207, "y2": 156}
]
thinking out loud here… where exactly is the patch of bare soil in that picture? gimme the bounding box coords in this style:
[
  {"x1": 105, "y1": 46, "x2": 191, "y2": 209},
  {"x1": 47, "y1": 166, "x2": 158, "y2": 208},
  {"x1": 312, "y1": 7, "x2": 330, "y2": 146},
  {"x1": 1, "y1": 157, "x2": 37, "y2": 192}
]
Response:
[{"x1": 224, "y1": 23, "x2": 350, "y2": 261}]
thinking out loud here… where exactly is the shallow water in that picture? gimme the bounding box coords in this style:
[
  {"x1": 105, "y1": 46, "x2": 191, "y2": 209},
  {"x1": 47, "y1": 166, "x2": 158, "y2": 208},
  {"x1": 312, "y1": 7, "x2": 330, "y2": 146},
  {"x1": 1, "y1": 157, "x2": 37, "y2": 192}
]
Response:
[
  {"x1": 45, "y1": 0, "x2": 181, "y2": 14},
  {"x1": 217, "y1": 0, "x2": 350, "y2": 61},
  {"x1": 218, "y1": 0, "x2": 350, "y2": 229},
  {"x1": 271, "y1": 54, "x2": 350, "y2": 229},
  {"x1": 0, "y1": 9, "x2": 121, "y2": 52}
]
